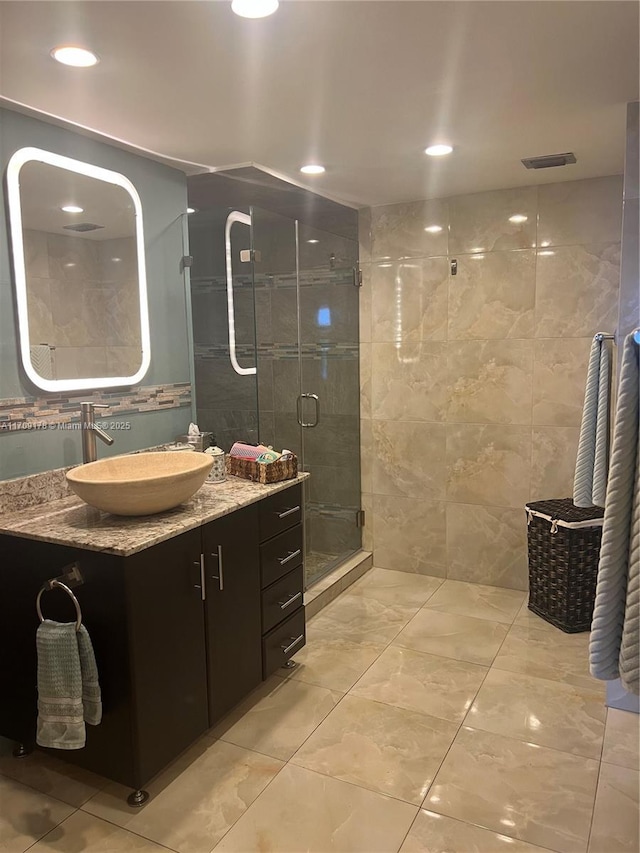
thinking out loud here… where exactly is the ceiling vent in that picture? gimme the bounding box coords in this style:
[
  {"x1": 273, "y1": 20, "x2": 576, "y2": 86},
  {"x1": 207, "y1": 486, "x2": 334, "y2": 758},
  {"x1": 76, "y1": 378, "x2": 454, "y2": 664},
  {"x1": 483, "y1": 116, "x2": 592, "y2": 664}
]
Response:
[
  {"x1": 521, "y1": 152, "x2": 577, "y2": 170},
  {"x1": 62, "y1": 222, "x2": 104, "y2": 232}
]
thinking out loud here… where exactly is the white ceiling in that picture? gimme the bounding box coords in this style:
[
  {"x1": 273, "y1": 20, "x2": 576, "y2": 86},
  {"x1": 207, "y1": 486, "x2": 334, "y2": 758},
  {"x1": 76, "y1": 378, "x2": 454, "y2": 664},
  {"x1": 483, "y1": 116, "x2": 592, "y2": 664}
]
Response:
[{"x1": 0, "y1": 0, "x2": 638, "y2": 207}]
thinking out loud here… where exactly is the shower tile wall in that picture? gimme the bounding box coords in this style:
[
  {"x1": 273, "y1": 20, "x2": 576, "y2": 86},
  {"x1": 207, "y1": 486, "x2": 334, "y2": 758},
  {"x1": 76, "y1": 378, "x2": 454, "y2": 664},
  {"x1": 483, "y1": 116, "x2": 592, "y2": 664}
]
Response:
[
  {"x1": 23, "y1": 230, "x2": 140, "y2": 378},
  {"x1": 359, "y1": 176, "x2": 623, "y2": 590}
]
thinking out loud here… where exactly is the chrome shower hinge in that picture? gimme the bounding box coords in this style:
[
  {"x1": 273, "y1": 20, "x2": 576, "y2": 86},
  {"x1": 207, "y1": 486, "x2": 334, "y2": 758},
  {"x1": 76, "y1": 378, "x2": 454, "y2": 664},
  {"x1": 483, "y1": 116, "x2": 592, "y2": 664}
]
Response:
[
  {"x1": 356, "y1": 509, "x2": 366, "y2": 528},
  {"x1": 353, "y1": 266, "x2": 363, "y2": 287}
]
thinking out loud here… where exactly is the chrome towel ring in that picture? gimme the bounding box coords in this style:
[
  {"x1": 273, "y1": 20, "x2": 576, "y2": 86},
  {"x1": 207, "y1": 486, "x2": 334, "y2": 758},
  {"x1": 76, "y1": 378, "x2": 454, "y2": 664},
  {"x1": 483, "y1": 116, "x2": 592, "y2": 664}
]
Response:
[{"x1": 36, "y1": 580, "x2": 82, "y2": 632}]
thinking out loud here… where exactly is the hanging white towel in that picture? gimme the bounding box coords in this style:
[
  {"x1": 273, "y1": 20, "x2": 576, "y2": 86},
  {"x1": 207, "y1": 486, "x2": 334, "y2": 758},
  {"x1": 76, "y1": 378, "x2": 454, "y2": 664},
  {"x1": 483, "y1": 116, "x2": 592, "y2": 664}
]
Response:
[
  {"x1": 30, "y1": 344, "x2": 56, "y2": 380},
  {"x1": 589, "y1": 332, "x2": 639, "y2": 695},
  {"x1": 574, "y1": 337, "x2": 611, "y2": 508}
]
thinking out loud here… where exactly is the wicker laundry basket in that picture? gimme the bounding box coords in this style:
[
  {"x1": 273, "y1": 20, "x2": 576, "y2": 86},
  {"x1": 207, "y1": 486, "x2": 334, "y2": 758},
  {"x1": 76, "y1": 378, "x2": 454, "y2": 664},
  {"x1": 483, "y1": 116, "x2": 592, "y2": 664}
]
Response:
[{"x1": 525, "y1": 498, "x2": 605, "y2": 633}]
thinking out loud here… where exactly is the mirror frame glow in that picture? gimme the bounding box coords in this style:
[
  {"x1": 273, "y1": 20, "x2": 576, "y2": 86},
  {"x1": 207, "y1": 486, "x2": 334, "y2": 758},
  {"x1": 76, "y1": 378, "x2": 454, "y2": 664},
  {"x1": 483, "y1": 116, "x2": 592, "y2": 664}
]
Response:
[{"x1": 6, "y1": 146, "x2": 151, "y2": 393}]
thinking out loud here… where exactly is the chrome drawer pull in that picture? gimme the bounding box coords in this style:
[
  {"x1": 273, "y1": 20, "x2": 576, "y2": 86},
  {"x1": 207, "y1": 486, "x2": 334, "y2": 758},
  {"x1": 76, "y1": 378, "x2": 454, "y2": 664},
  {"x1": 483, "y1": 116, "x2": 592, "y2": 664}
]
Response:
[
  {"x1": 210, "y1": 545, "x2": 224, "y2": 591},
  {"x1": 276, "y1": 506, "x2": 300, "y2": 519},
  {"x1": 277, "y1": 548, "x2": 301, "y2": 566},
  {"x1": 278, "y1": 592, "x2": 302, "y2": 610},
  {"x1": 281, "y1": 634, "x2": 304, "y2": 655}
]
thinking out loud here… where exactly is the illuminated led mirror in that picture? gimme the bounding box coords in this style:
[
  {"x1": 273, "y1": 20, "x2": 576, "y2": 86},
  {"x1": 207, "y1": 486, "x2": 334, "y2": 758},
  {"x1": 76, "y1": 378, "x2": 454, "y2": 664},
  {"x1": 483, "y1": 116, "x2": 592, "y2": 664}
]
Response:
[{"x1": 6, "y1": 147, "x2": 150, "y2": 392}]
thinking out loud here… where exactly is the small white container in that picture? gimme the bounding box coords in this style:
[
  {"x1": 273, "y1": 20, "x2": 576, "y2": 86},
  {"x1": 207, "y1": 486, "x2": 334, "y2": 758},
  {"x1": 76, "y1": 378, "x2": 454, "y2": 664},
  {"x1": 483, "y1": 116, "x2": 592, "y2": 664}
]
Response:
[{"x1": 205, "y1": 447, "x2": 226, "y2": 482}]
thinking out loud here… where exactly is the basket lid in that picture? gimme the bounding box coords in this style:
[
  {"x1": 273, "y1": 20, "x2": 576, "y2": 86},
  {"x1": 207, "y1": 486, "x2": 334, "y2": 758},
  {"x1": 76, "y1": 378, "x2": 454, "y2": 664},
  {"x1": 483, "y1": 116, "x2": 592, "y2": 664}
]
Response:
[{"x1": 525, "y1": 498, "x2": 604, "y2": 525}]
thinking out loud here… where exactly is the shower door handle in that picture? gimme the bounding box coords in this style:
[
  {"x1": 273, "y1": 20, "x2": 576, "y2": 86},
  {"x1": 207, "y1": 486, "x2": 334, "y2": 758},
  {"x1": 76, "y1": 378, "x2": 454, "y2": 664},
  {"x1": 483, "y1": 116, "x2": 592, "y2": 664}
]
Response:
[
  {"x1": 225, "y1": 211, "x2": 256, "y2": 377},
  {"x1": 296, "y1": 394, "x2": 320, "y2": 428}
]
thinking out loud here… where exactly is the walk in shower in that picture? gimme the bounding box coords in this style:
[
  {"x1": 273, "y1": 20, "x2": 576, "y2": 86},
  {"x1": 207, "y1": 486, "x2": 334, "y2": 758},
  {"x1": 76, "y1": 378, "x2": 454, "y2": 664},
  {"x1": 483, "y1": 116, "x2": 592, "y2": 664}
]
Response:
[{"x1": 187, "y1": 170, "x2": 361, "y2": 588}]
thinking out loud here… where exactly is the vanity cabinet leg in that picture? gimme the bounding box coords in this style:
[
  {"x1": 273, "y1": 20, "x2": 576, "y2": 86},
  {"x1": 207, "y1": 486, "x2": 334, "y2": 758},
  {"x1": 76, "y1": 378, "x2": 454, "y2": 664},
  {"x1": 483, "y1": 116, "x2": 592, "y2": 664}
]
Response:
[
  {"x1": 12, "y1": 743, "x2": 32, "y2": 759},
  {"x1": 127, "y1": 789, "x2": 149, "y2": 808}
]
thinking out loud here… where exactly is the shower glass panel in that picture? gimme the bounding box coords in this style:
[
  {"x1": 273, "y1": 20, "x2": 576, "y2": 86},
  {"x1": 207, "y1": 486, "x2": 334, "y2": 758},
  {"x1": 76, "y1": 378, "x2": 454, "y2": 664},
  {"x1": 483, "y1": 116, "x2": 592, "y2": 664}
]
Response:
[
  {"x1": 251, "y1": 207, "x2": 361, "y2": 588},
  {"x1": 296, "y1": 222, "x2": 361, "y2": 585},
  {"x1": 188, "y1": 206, "x2": 259, "y2": 449}
]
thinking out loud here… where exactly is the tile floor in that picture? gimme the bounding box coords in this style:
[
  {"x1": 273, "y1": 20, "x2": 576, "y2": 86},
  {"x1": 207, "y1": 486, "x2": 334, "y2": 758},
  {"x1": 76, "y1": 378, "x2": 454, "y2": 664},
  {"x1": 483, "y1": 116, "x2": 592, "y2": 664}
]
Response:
[{"x1": 1, "y1": 568, "x2": 638, "y2": 853}]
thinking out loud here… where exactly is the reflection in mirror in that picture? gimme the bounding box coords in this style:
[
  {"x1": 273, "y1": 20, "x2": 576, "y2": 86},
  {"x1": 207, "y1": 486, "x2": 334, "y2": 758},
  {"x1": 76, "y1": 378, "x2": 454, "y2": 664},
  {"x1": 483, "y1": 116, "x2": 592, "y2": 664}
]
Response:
[{"x1": 6, "y1": 147, "x2": 150, "y2": 392}]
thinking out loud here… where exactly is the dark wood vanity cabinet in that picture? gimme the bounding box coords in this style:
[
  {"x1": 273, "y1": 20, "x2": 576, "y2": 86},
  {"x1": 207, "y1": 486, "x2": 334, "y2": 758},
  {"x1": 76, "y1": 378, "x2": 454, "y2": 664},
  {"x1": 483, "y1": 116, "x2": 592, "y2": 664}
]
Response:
[
  {"x1": 202, "y1": 505, "x2": 262, "y2": 725},
  {"x1": 0, "y1": 482, "x2": 305, "y2": 796}
]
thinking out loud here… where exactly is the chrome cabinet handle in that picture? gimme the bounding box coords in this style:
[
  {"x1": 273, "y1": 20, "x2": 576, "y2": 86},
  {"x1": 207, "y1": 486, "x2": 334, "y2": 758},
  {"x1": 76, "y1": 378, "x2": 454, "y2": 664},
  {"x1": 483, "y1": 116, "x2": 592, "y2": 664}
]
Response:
[
  {"x1": 281, "y1": 634, "x2": 304, "y2": 655},
  {"x1": 277, "y1": 548, "x2": 301, "y2": 567},
  {"x1": 210, "y1": 545, "x2": 224, "y2": 591},
  {"x1": 278, "y1": 592, "x2": 302, "y2": 610},
  {"x1": 225, "y1": 211, "x2": 256, "y2": 377},
  {"x1": 296, "y1": 393, "x2": 320, "y2": 428},
  {"x1": 276, "y1": 505, "x2": 300, "y2": 519},
  {"x1": 193, "y1": 555, "x2": 206, "y2": 601}
]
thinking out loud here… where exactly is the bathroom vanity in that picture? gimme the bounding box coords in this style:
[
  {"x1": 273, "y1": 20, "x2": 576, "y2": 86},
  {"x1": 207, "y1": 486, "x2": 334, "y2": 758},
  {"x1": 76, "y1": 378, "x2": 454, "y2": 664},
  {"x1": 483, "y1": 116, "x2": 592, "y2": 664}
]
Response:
[{"x1": 0, "y1": 475, "x2": 306, "y2": 802}]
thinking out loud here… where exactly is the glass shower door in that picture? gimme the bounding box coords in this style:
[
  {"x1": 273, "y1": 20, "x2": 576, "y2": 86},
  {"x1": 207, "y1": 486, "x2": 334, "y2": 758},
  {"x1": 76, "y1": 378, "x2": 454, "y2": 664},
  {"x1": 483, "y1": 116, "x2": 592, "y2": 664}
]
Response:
[
  {"x1": 250, "y1": 206, "x2": 361, "y2": 588},
  {"x1": 296, "y1": 222, "x2": 361, "y2": 585}
]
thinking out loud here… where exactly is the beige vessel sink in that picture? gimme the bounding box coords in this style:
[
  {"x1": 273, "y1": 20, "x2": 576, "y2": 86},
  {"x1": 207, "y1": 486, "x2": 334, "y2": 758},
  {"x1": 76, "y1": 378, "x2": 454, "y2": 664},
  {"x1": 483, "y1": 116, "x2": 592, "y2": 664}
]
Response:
[{"x1": 66, "y1": 452, "x2": 213, "y2": 516}]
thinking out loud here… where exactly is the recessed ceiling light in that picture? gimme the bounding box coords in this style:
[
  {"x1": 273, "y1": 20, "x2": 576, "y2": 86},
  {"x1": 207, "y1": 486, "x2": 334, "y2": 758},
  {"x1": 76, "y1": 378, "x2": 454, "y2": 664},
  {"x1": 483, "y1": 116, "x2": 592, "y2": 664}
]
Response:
[
  {"x1": 424, "y1": 225, "x2": 443, "y2": 233},
  {"x1": 51, "y1": 46, "x2": 99, "y2": 67},
  {"x1": 187, "y1": 207, "x2": 198, "y2": 214},
  {"x1": 300, "y1": 164, "x2": 325, "y2": 175},
  {"x1": 61, "y1": 204, "x2": 84, "y2": 213},
  {"x1": 509, "y1": 214, "x2": 528, "y2": 224},
  {"x1": 307, "y1": 239, "x2": 319, "y2": 244},
  {"x1": 231, "y1": 0, "x2": 279, "y2": 18},
  {"x1": 425, "y1": 144, "x2": 453, "y2": 157}
]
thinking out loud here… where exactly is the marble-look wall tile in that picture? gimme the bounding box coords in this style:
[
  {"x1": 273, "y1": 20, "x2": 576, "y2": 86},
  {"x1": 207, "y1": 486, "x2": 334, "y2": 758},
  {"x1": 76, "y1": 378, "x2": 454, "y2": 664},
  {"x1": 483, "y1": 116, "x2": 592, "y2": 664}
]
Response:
[
  {"x1": 446, "y1": 424, "x2": 531, "y2": 507},
  {"x1": 25, "y1": 277, "x2": 54, "y2": 343},
  {"x1": 361, "y1": 492, "x2": 373, "y2": 552},
  {"x1": 372, "y1": 420, "x2": 446, "y2": 500},
  {"x1": 371, "y1": 257, "x2": 448, "y2": 342},
  {"x1": 23, "y1": 229, "x2": 49, "y2": 278},
  {"x1": 55, "y1": 346, "x2": 109, "y2": 380},
  {"x1": 530, "y1": 426, "x2": 580, "y2": 500},
  {"x1": 532, "y1": 338, "x2": 591, "y2": 427},
  {"x1": 446, "y1": 503, "x2": 528, "y2": 590},
  {"x1": 360, "y1": 343, "x2": 371, "y2": 419},
  {"x1": 372, "y1": 494, "x2": 446, "y2": 576},
  {"x1": 534, "y1": 243, "x2": 620, "y2": 338},
  {"x1": 447, "y1": 339, "x2": 533, "y2": 425},
  {"x1": 358, "y1": 207, "x2": 372, "y2": 263},
  {"x1": 360, "y1": 417, "x2": 373, "y2": 495},
  {"x1": 448, "y1": 250, "x2": 536, "y2": 340},
  {"x1": 372, "y1": 342, "x2": 447, "y2": 422},
  {"x1": 47, "y1": 233, "x2": 101, "y2": 282},
  {"x1": 449, "y1": 186, "x2": 538, "y2": 254},
  {"x1": 371, "y1": 198, "x2": 448, "y2": 260},
  {"x1": 106, "y1": 346, "x2": 141, "y2": 376},
  {"x1": 538, "y1": 176, "x2": 624, "y2": 247},
  {"x1": 359, "y1": 263, "x2": 372, "y2": 343}
]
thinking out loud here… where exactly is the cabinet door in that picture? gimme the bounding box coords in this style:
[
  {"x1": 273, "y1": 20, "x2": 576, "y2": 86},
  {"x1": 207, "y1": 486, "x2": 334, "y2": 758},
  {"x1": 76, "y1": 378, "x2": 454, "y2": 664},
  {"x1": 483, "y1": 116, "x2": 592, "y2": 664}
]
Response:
[
  {"x1": 203, "y1": 505, "x2": 262, "y2": 725},
  {"x1": 126, "y1": 528, "x2": 209, "y2": 786}
]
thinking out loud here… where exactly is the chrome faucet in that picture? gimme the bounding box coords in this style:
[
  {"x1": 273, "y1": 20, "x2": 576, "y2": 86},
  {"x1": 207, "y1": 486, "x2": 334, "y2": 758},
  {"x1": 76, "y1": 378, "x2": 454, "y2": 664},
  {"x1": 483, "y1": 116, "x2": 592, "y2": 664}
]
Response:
[{"x1": 80, "y1": 402, "x2": 114, "y2": 464}]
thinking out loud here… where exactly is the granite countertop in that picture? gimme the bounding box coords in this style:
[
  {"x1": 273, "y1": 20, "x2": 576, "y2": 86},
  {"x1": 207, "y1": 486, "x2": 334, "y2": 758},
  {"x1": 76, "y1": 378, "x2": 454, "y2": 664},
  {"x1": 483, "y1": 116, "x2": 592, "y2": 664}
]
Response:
[{"x1": 0, "y1": 474, "x2": 309, "y2": 557}]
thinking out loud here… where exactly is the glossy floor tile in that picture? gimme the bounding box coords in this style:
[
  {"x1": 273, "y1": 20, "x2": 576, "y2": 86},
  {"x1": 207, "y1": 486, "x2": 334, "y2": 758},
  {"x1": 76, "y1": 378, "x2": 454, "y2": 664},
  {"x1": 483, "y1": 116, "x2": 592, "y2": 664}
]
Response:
[
  {"x1": 0, "y1": 775, "x2": 74, "y2": 853},
  {"x1": 83, "y1": 738, "x2": 283, "y2": 853},
  {"x1": 400, "y1": 809, "x2": 551, "y2": 853},
  {"x1": 425, "y1": 726, "x2": 600, "y2": 853},
  {"x1": 0, "y1": 736, "x2": 104, "y2": 807},
  {"x1": 215, "y1": 763, "x2": 418, "y2": 852},
  {"x1": 30, "y1": 810, "x2": 169, "y2": 852},
  {"x1": 351, "y1": 644, "x2": 487, "y2": 722},
  {"x1": 423, "y1": 579, "x2": 524, "y2": 624},
  {"x1": 291, "y1": 694, "x2": 457, "y2": 804},
  {"x1": 285, "y1": 630, "x2": 386, "y2": 691},
  {"x1": 588, "y1": 762, "x2": 639, "y2": 853},
  {"x1": 349, "y1": 568, "x2": 444, "y2": 608},
  {"x1": 602, "y1": 709, "x2": 640, "y2": 770},
  {"x1": 466, "y1": 669, "x2": 606, "y2": 759},
  {"x1": 212, "y1": 676, "x2": 342, "y2": 760},
  {"x1": 310, "y1": 592, "x2": 418, "y2": 646},
  {"x1": 393, "y1": 608, "x2": 508, "y2": 665},
  {"x1": 2, "y1": 567, "x2": 636, "y2": 853}
]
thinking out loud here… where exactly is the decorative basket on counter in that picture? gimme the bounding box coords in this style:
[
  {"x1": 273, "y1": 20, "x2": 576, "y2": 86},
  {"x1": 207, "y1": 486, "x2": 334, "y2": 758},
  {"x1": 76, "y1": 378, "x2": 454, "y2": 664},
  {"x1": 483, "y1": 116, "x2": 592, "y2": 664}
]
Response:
[
  {"x1": 226, "y1": 453, "x2": 298, "y2": 484},
  {"x1": 525, "y1": 498, "x2": 604, "y2": 633}
]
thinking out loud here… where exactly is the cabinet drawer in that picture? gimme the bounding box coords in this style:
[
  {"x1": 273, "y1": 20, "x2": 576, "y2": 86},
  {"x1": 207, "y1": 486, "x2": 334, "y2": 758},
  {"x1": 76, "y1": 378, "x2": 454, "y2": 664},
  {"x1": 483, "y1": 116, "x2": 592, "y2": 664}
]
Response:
[
  {"x1": 262, "y1": 606, "x2": 306, "y2": 678},
  {"x1": 259, "y1": 484, "x2": 302, "y2": 541},
  {"x1": 260, "y1": 524, "x2": 303, "y2": 589},
  {"x1": 262, "y1": 566, "x2": 304, "y2": 635}
]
